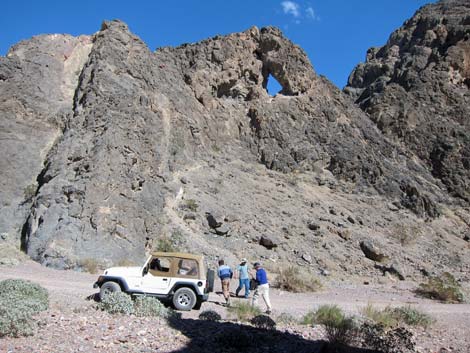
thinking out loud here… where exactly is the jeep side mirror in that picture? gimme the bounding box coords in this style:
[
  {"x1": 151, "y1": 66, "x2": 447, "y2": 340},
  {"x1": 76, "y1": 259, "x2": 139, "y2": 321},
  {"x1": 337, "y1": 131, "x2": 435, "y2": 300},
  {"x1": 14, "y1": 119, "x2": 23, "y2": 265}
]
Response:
[{"x1": 143, "y1": 266, "x2": 149, "y2": 275}]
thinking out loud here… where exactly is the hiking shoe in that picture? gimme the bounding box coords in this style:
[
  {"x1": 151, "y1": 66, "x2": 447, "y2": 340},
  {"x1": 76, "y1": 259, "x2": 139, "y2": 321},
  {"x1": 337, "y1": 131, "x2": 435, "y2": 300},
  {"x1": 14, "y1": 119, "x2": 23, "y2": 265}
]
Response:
[{"x1": 265, "y1": 310, "x2": 272, "y2": 315}]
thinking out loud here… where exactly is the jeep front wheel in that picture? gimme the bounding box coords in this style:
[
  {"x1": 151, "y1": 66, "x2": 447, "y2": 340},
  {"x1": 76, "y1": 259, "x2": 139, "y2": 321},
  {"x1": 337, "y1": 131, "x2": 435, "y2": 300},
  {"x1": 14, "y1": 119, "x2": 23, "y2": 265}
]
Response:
[
  {"x1": 100, "y1": 281, "x2": 121, "y2": 300},
  {"x1": 172, "y1": 287, "x2": 196, "y2": 311}
]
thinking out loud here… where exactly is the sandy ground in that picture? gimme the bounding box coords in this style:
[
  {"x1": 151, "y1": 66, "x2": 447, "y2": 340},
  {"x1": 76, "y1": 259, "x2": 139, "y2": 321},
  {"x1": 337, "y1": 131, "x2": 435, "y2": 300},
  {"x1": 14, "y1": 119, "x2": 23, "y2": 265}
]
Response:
[{"x1": 1, "y1": 261, "x2": 469, "y2": 352}]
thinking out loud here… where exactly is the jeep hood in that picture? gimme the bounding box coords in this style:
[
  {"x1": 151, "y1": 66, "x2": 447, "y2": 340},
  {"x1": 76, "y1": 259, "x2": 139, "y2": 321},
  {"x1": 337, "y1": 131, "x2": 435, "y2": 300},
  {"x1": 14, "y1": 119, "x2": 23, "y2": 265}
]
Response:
[{"x1": 103, "y1": 266, "x2": 143, "y2": 277}]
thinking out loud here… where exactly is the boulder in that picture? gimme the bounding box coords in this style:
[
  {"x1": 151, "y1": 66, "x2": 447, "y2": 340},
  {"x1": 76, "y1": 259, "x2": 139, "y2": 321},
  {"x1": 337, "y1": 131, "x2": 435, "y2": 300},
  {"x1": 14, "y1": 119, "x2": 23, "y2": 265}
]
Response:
[
  {"x1": 206, "y1": 213, "x2": 222, "y2": 229},
  {"x1": 360, "y1": 240, "x2": 388, "y2": 262},
  {"x1": 259, "y1": 236, "x2": 278, "y2": 250}
]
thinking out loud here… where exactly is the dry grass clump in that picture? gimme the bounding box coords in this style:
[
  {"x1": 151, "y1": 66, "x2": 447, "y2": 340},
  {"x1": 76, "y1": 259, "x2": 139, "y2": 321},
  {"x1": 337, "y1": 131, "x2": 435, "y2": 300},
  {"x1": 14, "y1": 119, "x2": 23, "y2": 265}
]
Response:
[
  {"x1": 314, "y1": 305, "x2": 358, "y2": 348},
  {"x1": 79, "y1": 258, "x2": 101, "y2": 274},
  {"x1": 276, "y1": 312, "x2": 299, "y2": 325},
  {"x1": 362, "y1": 304, "x2": 433, "y2": 328},
  {"x1": 227, "y1": 301, "x2": 262, "y2": 322},
  {"x1": 274, "y1": 266, "x2": 322, "y2": 293},
  {"x1": 392, "y1": 224, "x2": 421, "y2": 246},
  {"x1": 416, "y1": 272, "x2": 464, "y2": 303}
]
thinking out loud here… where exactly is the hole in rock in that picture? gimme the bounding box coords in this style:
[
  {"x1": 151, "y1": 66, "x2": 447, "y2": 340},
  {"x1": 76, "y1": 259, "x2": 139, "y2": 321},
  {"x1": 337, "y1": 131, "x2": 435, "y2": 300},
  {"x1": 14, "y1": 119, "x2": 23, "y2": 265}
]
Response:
[{"x1": 265, "y1": 74, "x2": 282, "y2": 96}]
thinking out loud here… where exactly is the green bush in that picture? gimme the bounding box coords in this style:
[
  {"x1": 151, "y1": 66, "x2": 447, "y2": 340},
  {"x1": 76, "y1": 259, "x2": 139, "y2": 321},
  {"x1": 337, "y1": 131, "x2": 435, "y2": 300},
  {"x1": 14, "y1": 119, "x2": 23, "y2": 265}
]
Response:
[
  {"x1": 199, "y1": 310, "x2": 222, "y2": 321},
  {"x1": 98, "y1": 292, "x2": 134, "y2": 315},
  {"x1": 314, "y1": 305, "x2": 357, "y2": 347},
  {"x1": 156, "y1": 236, "x2": 178, "y2": 252},
  {"x1": 416, "y1": 272, "x2": 464, "y2": 303},
  {"x1": 183, "y1": 199, "x2": 198, "y2": 212},
  {"x1": 391, "y1": 306, "x2": 433, "y2": 328},
  {"x1": 227, "y1": 301, "x2": 262, "y2": 322},
  {"x1": 134, "y1": 296, "x2": 170, "y2": 318},
  {"x1": 300, "y1": 311, "x2": 316, "y2": 325},
  {"x1": 274, "y1": 266, "x2": 322, "y2": 293},
  {"x1": 0, "y1": 279, "x2": 49, "y2": 337},
  {"x1": 362, "y1": 304, "x2": 433, "y2": 329},
  {"x1": 361, "y1": 304, "x2": 398, "y2": 328}
]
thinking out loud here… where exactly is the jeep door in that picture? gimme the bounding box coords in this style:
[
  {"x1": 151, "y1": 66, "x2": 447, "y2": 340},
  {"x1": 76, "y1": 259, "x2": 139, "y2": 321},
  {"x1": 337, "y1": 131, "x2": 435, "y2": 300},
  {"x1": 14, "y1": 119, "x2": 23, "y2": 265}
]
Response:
[{"x1": 141, "y1": 256, "x2": 173, "y2": 293}]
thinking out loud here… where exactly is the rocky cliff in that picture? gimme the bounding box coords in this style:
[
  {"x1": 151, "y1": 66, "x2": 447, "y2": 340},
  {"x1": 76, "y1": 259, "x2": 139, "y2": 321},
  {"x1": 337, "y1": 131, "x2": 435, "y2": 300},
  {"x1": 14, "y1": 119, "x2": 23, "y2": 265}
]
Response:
[
  {"x1": 345, "y1": 0, "x2": 470, "y2": 203},
  {"x1": 1, "y1": 8, "x2": 469, "y2": 282}
]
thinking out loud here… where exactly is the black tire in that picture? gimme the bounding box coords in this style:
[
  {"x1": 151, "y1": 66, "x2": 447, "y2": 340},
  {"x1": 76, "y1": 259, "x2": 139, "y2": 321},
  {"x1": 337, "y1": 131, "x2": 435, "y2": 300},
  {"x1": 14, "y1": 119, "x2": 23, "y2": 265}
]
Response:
[
  {"x1": 193, "y1": 299, "x2": 202, "y2": 310},
  {"x1": 206, "y1": 269, "x2": 215, "y2": 293},
  {"x1": 172, "y1": 287, "x2": 196, "y2": 311},
  {"x1": 99, "y1": 281, "x2": 121, "y2": 300}
]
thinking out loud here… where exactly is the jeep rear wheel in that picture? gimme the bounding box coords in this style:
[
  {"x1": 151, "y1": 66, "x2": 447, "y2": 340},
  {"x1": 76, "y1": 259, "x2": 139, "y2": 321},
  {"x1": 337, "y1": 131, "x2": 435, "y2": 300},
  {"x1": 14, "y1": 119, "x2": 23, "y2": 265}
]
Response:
[
  {"x1": 173, "y1": 287, "x2": 196, "y2": 311},
  {"x1": 100, "y1": 281, "x2": 121, "y2": 300}
]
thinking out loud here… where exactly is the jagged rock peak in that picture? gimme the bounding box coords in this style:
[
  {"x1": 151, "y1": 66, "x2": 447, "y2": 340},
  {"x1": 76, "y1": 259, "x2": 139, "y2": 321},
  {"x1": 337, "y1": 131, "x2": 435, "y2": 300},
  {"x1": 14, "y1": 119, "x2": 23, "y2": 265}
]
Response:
[
  {"x1": 344, "y1": 0, "x2": 470, "y2": 202},
  {"x1": 1, "y1": 16, "x2": 467, "y2": 274}
]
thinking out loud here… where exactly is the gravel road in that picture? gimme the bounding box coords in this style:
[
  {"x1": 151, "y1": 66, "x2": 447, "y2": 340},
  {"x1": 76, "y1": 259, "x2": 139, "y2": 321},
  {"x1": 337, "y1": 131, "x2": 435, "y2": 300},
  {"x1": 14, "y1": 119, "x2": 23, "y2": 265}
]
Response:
[{"x1": 1, "y1": 261, "x2": 469, "y2": 352}]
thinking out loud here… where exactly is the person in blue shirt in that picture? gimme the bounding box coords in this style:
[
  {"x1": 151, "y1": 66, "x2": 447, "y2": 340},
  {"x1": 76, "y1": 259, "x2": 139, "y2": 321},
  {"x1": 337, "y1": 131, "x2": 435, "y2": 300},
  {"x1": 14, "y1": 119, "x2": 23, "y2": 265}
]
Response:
[
  {"x1": 217, "y1": 259, "x2": 233, "y2": 306},
  {"x1": 235, "y1": 258, "x2": 250, "y2": 298},
  {"x1": 252, "y1": 262, "x2": 272, "y2": 314}
]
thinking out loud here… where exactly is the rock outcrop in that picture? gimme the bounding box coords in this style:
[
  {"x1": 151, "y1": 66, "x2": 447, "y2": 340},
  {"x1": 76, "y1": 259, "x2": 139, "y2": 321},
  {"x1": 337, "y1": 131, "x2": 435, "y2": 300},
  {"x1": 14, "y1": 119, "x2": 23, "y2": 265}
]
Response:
[
  {"x1": 1, "y1": 14, "x2": 469, "y2": 283},
  {"x1": 345, "y1": 0, "x2": 470, "y2": 202}
]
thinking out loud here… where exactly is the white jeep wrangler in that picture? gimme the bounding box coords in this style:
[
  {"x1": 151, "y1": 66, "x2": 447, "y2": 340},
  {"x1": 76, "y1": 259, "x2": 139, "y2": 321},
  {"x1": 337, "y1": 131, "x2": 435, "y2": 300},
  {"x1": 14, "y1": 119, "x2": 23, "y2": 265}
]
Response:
[{"x1": 93, "y1": 252, "x2": 214, "y2": 311}]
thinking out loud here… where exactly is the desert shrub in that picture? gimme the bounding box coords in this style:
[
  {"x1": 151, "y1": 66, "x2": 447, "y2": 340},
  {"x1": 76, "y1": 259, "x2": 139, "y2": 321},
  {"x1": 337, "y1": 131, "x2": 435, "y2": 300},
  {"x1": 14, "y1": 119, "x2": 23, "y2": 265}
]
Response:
[
  {"x1": 276, "y1": 312, "x2": 299, "y2": 325},
  {"x1": 0, "y1": 279, "x2": 49, "y2": 337},
  {"x1": 250, "y1": 315, "x2": 276, "y2": 330},
  {"x1": 362, "y1": 304, "x2": 433, "y2": 329},
  {"x1": 0, "y1": 303, "x2": 36, "y2": 337},
  {"x1": 116, "y1": 259, "x2": 137, "y2": 267},
  {"x1": 134, "y1": 296, "x2": 169, "y2": 318},
  {"x1": 98, "y1": 292, "x2": 134, "y2": 315},
  {"x1": 183, "y1": 199, "x2": 198, "y2": 212},
  {"x1": 23, "y1": 183, "x2": 37, "y2": 200},
  {"x1": 228, "y1": 301, "x2": 262, "y2": 322},
  {"x1": 392, "y1": 224, "x2": 421, "y2": 246},
  {"x1": 314, "y1": 305, "x2": 358, "y2": 347},
  {"x1": 0, "y1": 279, "x2": 49, "y2": 312},
  {"x1": 391, "y1": 306, "x2": 433, "y2": 328},
  {"x1": 274, "y1": 266, "x2": 322, "y2": 293},
  {"x1": 79, "y1": 258, "x2": 100, "y2": 274},
  {"x1": 215, "y1": 327, "x2": 253, "y2": 350},
  {"x1": 416, "y1": 272, "x2": 464, "y2": 303},
  {"x1": 156, "y1": 236, "x2": 178, "y2": 252},
  {"x1": 360, "y1": 322, "x2": 416, "y2": 353},
  {"x1": 199, "y1": 310, "x2": 222, "y2": 321}
]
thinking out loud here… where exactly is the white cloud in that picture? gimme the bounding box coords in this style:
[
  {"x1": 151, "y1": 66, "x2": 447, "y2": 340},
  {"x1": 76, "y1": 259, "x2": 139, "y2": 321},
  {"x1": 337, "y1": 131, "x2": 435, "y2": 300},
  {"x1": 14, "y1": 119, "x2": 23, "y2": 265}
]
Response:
[
  {"x1": 306, "y1": 7, "x2": 315, "y2": 19},
  {"x1": 281, "y1": 1, "x2": 300, "y2": 18}
]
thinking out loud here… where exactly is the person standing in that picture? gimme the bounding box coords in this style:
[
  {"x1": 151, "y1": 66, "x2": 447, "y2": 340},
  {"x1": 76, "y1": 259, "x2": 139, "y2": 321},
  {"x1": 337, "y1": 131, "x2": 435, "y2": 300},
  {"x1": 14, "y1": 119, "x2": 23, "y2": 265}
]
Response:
[
  {"x1": 217, "y1": 259, "x2": 233, "y2": 306},
  {"x1": 235, "y1": 258, "x2": 250, "y2": 298},
  {"x1": 252, "y1": 262, "x2": 272, "y2": 314}
]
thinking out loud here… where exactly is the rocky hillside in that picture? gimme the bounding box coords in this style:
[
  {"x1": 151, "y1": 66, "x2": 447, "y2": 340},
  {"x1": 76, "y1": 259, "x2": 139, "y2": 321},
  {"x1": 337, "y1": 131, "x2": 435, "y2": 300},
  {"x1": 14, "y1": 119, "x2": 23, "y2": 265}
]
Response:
[
  {"x1": 0, "y1": 3, "x2": 469, "y2": 283},
  {"x1": 345, "y1": 0, "x2": 470, "y2": 203}
]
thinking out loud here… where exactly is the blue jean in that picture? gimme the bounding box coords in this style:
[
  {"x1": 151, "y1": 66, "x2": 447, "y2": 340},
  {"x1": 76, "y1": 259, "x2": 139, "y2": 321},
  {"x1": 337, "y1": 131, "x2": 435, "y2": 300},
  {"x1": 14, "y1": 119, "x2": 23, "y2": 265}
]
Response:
[{"x1": 236, "y1": 278, "x2": 250, "y2": 298}]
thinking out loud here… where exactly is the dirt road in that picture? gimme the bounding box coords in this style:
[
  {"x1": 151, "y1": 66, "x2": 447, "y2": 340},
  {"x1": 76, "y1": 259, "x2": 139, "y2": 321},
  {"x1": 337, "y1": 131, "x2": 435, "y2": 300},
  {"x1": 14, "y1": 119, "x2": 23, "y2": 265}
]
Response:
[{"x1": 1, "y1": 261, "x2": 469, "y2": 352}]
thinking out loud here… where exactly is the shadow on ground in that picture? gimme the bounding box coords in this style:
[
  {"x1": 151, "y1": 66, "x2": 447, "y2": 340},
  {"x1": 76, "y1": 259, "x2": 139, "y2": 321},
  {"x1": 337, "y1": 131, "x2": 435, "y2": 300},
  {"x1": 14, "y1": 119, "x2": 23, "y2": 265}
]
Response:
[{"x1": 167, "y1": 315, "x2": 377, "y2": 353}]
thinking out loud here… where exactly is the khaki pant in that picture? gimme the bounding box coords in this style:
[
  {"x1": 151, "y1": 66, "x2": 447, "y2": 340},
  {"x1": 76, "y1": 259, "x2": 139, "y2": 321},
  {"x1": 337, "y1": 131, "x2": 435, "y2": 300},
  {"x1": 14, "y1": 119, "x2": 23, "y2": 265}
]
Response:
[
  {"x1": 252, "y1": 283, "x2": 271, "y2": 311},
  {"x1": 221, "y1": 278, "x2": 230, "y2": 303}
]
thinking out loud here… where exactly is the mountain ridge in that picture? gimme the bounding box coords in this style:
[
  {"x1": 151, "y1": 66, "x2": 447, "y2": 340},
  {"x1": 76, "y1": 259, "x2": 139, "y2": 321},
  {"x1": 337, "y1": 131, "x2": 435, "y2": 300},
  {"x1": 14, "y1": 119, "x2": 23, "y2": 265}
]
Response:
[{"x1": 0, "y1": 2, "x2": 468, "y2": 285}]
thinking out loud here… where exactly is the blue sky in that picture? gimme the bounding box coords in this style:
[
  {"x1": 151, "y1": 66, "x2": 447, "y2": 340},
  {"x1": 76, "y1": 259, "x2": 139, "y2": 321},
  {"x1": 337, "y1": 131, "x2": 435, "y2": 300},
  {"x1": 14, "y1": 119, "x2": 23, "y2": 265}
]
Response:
[{"x1": 1, "y1": 1, "x2": 435, "y2": 88}]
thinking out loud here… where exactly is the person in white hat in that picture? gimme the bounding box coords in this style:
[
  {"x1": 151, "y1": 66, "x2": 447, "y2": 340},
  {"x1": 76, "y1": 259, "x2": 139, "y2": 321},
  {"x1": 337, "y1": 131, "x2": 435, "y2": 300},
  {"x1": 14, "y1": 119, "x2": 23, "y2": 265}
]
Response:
[{"x1": 235, "y1": 258, "x2": 250, "y2": 298}]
